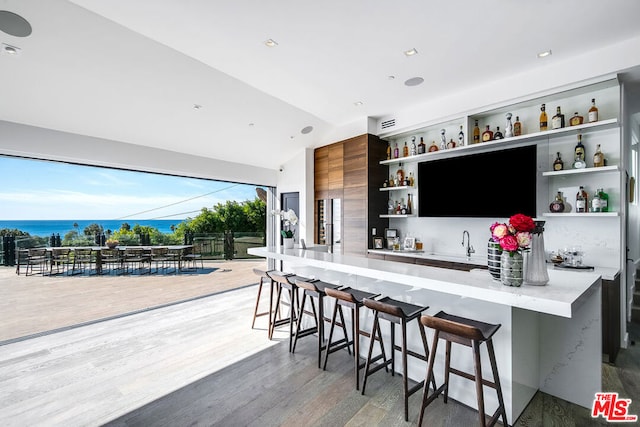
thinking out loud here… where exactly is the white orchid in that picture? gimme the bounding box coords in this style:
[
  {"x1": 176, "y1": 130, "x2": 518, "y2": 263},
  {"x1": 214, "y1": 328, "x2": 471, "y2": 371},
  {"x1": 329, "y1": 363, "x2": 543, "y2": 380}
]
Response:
[{"x1": 271, "y1": 208, "x2": 298, "y2": 237}]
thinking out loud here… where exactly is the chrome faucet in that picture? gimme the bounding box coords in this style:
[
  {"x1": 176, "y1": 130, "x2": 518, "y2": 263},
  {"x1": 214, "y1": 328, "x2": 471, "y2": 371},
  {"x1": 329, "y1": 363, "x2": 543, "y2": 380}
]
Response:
[{"x1": 462, "y1": 230, "x2": 475, "y2": 259}]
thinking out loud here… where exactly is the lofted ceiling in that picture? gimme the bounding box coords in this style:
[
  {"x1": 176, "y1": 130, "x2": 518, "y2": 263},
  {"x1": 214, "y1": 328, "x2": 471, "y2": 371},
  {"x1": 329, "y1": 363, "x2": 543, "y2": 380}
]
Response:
[{"x1": 1, "y1": 0, "x2": 640, "y2": 171}]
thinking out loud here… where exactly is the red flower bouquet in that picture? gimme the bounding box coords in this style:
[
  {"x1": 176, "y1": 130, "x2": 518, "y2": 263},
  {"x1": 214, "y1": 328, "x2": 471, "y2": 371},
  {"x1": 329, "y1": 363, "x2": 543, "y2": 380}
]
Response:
[{"x1": 490, "y1": 213, "x2": 535, "y2": 254}]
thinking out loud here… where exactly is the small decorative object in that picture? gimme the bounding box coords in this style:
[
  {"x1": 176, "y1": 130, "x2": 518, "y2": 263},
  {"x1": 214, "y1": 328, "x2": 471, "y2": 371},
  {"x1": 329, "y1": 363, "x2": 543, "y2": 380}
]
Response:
[
  {"x1": 373, "y1": 237, "x2": 384, "y2": 249},
  {"x1": 440, "y1": 129, "x2": 447, "y2": 150},
  {"x1": 106, "y1": 239, "x2": 119, "y2": 249},
  {"x1": 504, "y1": 113, "x2": 513, "y2": 138},
  {"x1": 404, "y1": 237, "x2": 416, "y2": 251},
  {"x1": 490, "y1": 213, "x2": 535, "y2": 287},
  {"x1": 271, "y1": 208, "x2": 298, "y2": 248},
  {"x1": 523, "y1": 220, "x2": 549, "y2": 286}
]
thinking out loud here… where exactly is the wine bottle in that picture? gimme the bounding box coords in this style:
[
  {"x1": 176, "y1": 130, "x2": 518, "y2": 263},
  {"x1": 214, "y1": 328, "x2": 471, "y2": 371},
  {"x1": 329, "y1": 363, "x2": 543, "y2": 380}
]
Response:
[
  {"x1": 553, "y1": 152, "x2": 564, "y2": 171},
  {"x1": 513, "y1": 116, "x2": 522, "y2": 136},
  {"x1": 540, "y1": 104, "x2": 548, "y2": 131},
  {"x1": 588, "y1": 98, "x2": 599, "y2": 123},
  {"x1": 576, "y1": 186, "x2": 588, "y2": 213},
  {"x1": 481, "y1": 125, "x2": 493, "y2": 142},
  {"x1": 551, "y1": 106, "x2": 565, "y2": 129},
  {"x1": 593, "y1": 144, "x2": 605, "y2": 167},
  {"x1": 473, "y1": 120, "x2": 480, "y2": 144}
]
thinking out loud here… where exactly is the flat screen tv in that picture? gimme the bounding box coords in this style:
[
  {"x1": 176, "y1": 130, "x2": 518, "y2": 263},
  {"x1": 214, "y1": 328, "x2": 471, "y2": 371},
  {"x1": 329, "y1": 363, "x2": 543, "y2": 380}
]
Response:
[{"x1": 417, "y1": 145, "x2": 537, "y2": 218}]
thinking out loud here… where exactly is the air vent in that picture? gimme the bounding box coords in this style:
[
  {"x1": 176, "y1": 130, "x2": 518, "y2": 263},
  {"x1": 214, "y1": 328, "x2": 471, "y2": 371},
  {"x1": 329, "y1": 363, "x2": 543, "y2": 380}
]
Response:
[{"x1": 381, "y1": 118, "x2": 396, "y2": 130}]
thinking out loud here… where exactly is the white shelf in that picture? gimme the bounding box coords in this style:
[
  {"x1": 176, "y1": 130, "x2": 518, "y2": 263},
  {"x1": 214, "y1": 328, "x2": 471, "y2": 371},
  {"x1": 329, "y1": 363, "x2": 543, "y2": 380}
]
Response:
[
  {"x1": 380, "y1": 118, "x2": 618, "y2": 166},
  {"x1": 379, "y1": 214, "x2": 415, "y2": 218},
  {"x1": 542, "y1": 212, "x2": 619, "y2": 217},
  {"x1": 542, "y1": 165, "x2": 619, "y2": 177},
  {"x1": 379, "y1": 186, "x2": 414, "y2": 191}
]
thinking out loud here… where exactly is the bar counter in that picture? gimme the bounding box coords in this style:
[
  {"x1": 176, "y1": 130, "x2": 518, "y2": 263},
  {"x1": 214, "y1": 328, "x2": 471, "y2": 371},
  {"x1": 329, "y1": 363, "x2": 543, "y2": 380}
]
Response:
[{"x1": 249, "y1": 246, "x2": 603, "y2": 422}]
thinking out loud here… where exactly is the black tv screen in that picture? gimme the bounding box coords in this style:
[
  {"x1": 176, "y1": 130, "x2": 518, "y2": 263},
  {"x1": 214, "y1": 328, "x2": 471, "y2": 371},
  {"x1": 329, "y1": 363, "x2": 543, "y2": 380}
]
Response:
[{"x1": 417, "y1": 145, "x2": 537, "y2": 218}]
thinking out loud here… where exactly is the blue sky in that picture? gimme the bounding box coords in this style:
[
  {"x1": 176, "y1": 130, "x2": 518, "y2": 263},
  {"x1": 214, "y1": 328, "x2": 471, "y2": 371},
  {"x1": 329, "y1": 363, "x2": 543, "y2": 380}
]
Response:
[{"x1": 0, "y1": 157, "x2": 261, "y2": 220}]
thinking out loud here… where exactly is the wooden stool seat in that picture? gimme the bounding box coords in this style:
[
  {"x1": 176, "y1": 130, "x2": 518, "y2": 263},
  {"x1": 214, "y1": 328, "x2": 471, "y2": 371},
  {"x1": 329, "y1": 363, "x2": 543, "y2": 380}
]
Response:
[
  {"x1": 293, "y1": 279, "x2": 342, "y2": 367},
  {"x1": 361, "y1": 296, "x2": 435, "y2": 422},
  {"x1": 418, "y1": 311, "x2": 508, "y2": 427},
  {"x1": 323, "y1": 286, "x2": 383, "y2": 390},
  {"x1": 251, "y1": 268, "x2": 273, "y2": 329}
]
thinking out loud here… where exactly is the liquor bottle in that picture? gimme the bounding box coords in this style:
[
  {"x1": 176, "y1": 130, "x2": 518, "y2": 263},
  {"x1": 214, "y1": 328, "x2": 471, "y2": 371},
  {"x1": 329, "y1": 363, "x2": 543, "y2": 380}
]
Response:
[
  {"x1": 549, "y1": 192, "x2": 565, "y2": 213},
  {"x1": 410, "y1": 137, "x2": 417, "y2": 156},
  {"x1": 504, "y1": 113, "x2": 513, "y2": 138},
  {"x1": 573, "y1": 133, "x2": 586, "y2": 169},
  {"x1": 553, "y1": 152, "x2": 564, "y2": 171},
  {"x1": 591, "y1": 190, "x2": 602, "y2": 212},
  {"x1": 446, "y1": 139, "x2": 457, "y2": 149},
  {"x1": 388, "y1": 199, "x2": 394, "y2": 215},
  {"x1": 493, "y1": 126, "x2": 504, "y2": 140},
  {"x1": 393, "y1": 143, "x2": 399, "y2": 159},
  {"x1": 588, "y1": 98, "x2": 598, "y2": 123},
  {"x1": 382, "y1": 178, "x2": 388, "y2": 188},
  {"x1": 576, "y1": 186, "x2": 588, "y2": 213},
  {"x1": 569, "y1": 112, "x2": 584, "y2": 126},
  {"x1": 551, "y1": 106, "x2": 565, "y2": 129},
  {"x1": 458, "y1": 125, "x2": 465, "y2": 146},
  {"x1": 428, "y1": 141, "x2": 439, "y2": 152},
  {"x1": 396, "y1": 200, "x2": 401, "y2": 215},
  {"x1": 400, "y1": 198, "x2": 407, "y2": 215},
  {"x1": 513, "y1": 116, "x2": 522, "y2": 136},
  {"x1": 540, "y1": 103, "x2": 548, "y2": 131},
  {"x1": 386, "y1": 142, "x2": 391, "y2": 160},
  {"x1": 598, "y1": 188, "x2": 609, "y2": 212},
  {"x1": 403, "y1": 141, "x2": 409, "y2": 157},
  {"x1": 440, "y1": 129, "x2": 447, "y2": 150},
  {"x1": 409, "y1": 171, "x2": 415, "y2": 187},
  {"x1": 593, "y1": 144, "x2": 605, "y2": 167},
  {"x1": 418, "y1": 137, "x2": 426, "y2": 154},
  {"x1": 481, "y1": 125, "x2": 493, "y2": 142},
  {"x1": 473, "y1": 120, "x2": 480, "y2": 144},
  {"x1": 396, "y1": 163, "x2": 405, "y2": 186},
  {"x1": 404, "y1": 174, "x2": 410, "y2": 187},
  {"x1": 389, "y1": 174, "x2": 395, "y2": 187},
  {"x1": 407, "y1": 194, "x2": 413, "y2": 215}
]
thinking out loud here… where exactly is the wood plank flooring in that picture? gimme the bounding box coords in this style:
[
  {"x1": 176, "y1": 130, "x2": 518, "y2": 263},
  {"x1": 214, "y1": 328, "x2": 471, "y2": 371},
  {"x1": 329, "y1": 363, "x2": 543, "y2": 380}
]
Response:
[{"x1": 2, "y1": 280, "x2": 639, "y2": 426}]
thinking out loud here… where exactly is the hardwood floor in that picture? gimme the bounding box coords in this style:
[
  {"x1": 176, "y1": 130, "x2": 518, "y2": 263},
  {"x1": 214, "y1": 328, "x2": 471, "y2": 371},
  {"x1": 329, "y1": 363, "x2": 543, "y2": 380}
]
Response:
[{"x1": 1, "y1": 279, "x2": 639, "y2": 426}]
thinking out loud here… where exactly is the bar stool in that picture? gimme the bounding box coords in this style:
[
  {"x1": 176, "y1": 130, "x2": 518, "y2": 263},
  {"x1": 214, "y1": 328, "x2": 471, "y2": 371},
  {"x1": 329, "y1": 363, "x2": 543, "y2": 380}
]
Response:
[
  {"x1": 293, "y1": 278, "x2": 344, "y2": 367},
  {"x1": 251, "y1": 268, "x2": 273, "y2": 329},
  {"x1": 266, "y1": 271, "x2": 314, "y2": 351},
  {"x1": 418, "y1": 311, "x2": 508, "y2": 427},
  {"x1": 361, "y1": 296, "x2": 435, "y2": 422},
  {"x1": 323, "y1": 287, "x2": 385, "y2": 390}
]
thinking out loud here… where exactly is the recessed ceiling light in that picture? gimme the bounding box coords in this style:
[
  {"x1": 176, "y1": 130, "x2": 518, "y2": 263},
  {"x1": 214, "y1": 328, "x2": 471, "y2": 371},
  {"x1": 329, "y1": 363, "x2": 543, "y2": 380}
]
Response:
[
  {"x1": 388, "y1": 75, "x2": 395, "y2": 80},
  {"x1": 404, "y1": 77, "x2": 424, "y2": 87},
  {"x1": 404, "y1": 48, "x2": 418, "y2": 57},
  {"x1": 193, "y1": 104, "x2": 203, "y2": 110},
  {"x1": 537, "y1": 50, "x2": 552, "y2": 58},
  {"x1": 301, "y1": 126, "x2": 313, "y2": 134},
  {"x1": 354, "y1": 101, "x2": 363, "y2": 106},
  {"x1": 264, "y1": 39, "x2": 278, "y2": 47},
  {"x1": 248, "y1": 123, "x2": 255, "y2": 127},
  {"x1": 1, "y1": 43, "x2": 20, "y2": 55},
  {"x1": 290, "y1": 135, "x2": 295, "y2": 139}
]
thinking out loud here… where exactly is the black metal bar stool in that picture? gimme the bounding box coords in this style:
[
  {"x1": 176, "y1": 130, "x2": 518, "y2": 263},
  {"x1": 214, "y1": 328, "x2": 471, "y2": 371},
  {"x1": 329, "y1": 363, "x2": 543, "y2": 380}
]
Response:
[
  {"x1": 293, "y1": 278, "x2": 344, "y2": 367},
  {"x1": 323, "y1": 287, "x2": 385, "y2": 390},
  {"x1": 266, "y1": 271, "x2": 313, "y2": 351},
  {"x1": 361, "y1": 296, "x2": 435, "y2": 422},
  {"x1": 251, "y1": 268, "x2": 273, "y2": 329},
  {"x1": 418, "y1": 311, "x2": 508, "y2": 427}
]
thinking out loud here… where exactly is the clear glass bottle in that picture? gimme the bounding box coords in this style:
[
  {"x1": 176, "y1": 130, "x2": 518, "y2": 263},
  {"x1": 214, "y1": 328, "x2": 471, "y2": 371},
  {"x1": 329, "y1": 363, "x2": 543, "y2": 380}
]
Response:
[
  {"x1": 591, "y1": 190, "x2": 602, "y2": 212},
  {"x1": 553, "y1": 152, "x2": 564, "y2": 171},
  {"x1": 549, "y1": 192, "x2": 565, "y2": 213},
  {"x1": 576, "y1": 186, "x2": 588, "y2": 213},
  {"x1": 539, "y1": 103, "x2": 548, "y2": 131},
  {"x1": 482, "y1": 125, "x2": 493, "y2": 142},
  {"x1": 593, "y1": 144, "x2": 605, "y2": 167},
  {"x1": 473, "y1": 120, "x2": 480, "y2": 144},
  {"x1": 458, "y1": 125, "x2": 465, "y2": 146},
  {"x1": 504, "y1": 113, "x2": 513, "y2": 138},
  {"x1": 440, "y1": 129, "x2": 447, "y2": 150},
  {"x1": 493, "y1": 126, "x2": 504, "y2": 140},
  {"x1": 523, "y1": 220, "x2": 549, "y2": 286},
  {"x1": 551, "y1": 106, "x2": 565, "y2": 129},
  {"x1": 588, "y1": 98, "x2": 599, "y2": 122},
  {"x1": 513, "y1": 115, "x2": 522, "y2": 136}
]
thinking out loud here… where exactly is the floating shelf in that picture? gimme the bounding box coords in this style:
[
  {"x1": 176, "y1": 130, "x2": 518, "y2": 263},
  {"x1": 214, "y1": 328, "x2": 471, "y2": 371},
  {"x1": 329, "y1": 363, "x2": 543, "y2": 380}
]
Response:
[
  {"x1": 541, "y1": 165, "x2": 619, "y2": 177},
  {"x1": 379, "y1": 214, "x2": 415, "y2": 218},
  {"x1": 542, "y1": 212, "x2": 619, "y2": 217},
  {"x1": 379, "y1": 186, "x2": 414, "y2": 191}
]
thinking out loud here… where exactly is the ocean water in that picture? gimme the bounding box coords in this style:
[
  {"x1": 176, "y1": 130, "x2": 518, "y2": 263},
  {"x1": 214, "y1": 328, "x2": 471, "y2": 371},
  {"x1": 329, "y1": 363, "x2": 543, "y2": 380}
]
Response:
[{"x1": 0, "y1": 219, "x2": 184, "y2": 237}]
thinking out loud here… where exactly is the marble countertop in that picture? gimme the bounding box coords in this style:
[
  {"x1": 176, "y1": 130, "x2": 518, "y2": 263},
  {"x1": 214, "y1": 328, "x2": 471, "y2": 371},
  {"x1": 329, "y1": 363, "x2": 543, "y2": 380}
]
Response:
[{"x1": 249, "y1": 246, "x2": 604, "y2": 318}]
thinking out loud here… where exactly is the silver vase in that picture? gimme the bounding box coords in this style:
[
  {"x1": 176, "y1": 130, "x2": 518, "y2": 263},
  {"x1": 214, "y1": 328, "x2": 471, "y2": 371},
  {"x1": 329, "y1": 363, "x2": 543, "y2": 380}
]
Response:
[
  {"x1": 500, "y1": 251, "x2": 523, "y2": 287},
  {"x1": 523, "y1": 220, "x2": 549, "y2": 286}
]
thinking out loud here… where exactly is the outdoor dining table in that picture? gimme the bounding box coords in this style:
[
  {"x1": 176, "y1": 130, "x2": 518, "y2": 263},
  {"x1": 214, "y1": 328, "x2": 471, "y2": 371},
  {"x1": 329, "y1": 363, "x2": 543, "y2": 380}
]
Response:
[{"x1": 15, "y1": 245, "x2": 194, "y2": 275}]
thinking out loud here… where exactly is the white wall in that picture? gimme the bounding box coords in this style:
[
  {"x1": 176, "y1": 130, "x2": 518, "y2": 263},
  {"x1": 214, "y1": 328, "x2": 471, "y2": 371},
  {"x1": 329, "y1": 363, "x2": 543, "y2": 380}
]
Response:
[{"x1": 0, "y1": 120, "x2": 277, "y2": 187}]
